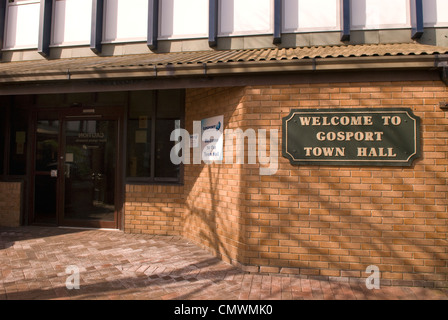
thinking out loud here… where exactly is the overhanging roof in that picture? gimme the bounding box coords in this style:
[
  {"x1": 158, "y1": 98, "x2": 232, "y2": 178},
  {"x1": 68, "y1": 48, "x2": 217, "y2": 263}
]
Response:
[{"x1": 0, "y1": 43, "x2": 447, "y2": 86}]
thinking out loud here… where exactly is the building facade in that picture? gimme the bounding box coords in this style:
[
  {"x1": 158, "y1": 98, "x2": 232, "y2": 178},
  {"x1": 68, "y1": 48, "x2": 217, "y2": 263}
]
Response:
[{"x1": 0, "y1": 0, "x2": 448, "y2": 288}]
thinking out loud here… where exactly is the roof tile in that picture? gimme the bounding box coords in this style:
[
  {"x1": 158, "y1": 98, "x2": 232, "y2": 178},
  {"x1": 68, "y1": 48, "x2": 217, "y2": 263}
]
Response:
[{"x1": 0, "y1": 43, "x2": 446, "y2": 77}]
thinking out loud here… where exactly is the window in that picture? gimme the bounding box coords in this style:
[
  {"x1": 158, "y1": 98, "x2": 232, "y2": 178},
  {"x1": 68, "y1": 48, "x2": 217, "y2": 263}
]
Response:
[
  {"x1": 52, "y1": 0, "x2": 92, "y2": 46},
  {"x1": 351, "y1": 0, "x2": 410, "y2": 30},
  {"x1": 283, "y1": 0, "x2": 340, "y2": 33},
  {"x1": 9, "y1": 106, "x2": 29, "y2": 176},
  {"x1": 423, "y1": 0, "x2": 448, "y2": 27},
  {"x1": 127, "y1": 90, "x2": 184, "y2": 183},
  {"x1": 159, "y1": 0, "x2": 209, "y2": 40},
  {"x1": 155, "y1": 90, "x2": 184, "y2": 180},
  {"x1": 127, "y1": 91, "x2": 155, "y2": 178},
  {"x1": 219, "y1": 0, "x2": 273, "y2": 36},
  {"x1": 103, "y1": 0, "x2": 148, "y2": 43},
  {"x1": 5, "y1": 0, "x2": 40, "y2": 49},
  {"x1": 0, "y1": 106, "x2": 6, "y2": 175}
]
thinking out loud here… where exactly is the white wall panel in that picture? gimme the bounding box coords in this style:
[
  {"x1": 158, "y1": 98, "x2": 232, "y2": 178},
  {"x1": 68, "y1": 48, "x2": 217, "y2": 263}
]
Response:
[
  {"x1": 53, "y1": 0, "x2": 92, "y2": 45},
  {"x1": 5, "y1": 1, "x2": 40, "y2": 49},
  {"x1": 283, "y1": 0, "x2": 340, "y2": 32},
  {"x1": 351, "y1": 0, "x2": 410, "y2": 30},
  {"x1": 423, "y1": 0, "x2": 448, "y2": 27},
  {"x1": 104, "y1": 0, "x2": 148, "y2": 42},
  {"x1": 159, "y1": 0, "x2": 208, "y2": 39},
  {"x1": 219, "y1": 0, "x2": 273, "y2": 36}
]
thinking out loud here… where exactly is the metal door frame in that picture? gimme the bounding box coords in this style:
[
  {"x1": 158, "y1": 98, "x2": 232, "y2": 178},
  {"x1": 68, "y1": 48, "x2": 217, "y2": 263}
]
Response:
[{"x1": 30, "y1": 106, "x2": 125, "y2": 229}]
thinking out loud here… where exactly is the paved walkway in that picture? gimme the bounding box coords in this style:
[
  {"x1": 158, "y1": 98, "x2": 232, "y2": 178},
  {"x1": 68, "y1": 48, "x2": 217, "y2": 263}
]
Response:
[{"x1": 0, "y1": 226, "x2": 447, "y2": 300}]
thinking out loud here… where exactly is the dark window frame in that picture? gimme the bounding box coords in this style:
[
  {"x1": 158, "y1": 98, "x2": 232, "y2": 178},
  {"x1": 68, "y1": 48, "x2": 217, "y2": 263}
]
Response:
[
  {"x1": 125, "y1": 89, "x2": 185, "y2": 186},
  {"x1": 0, "y1": 99, "x2": 32, "y2": 180},
  {"x1": 0, "y1": 105, "x2": 8, "y2": 177},
  {"x1": 8, "y1": 105, "x2": 31, "y2": 176},
  {"x1": 0, "y1": 90, "x2": 185, "y2": 185}
]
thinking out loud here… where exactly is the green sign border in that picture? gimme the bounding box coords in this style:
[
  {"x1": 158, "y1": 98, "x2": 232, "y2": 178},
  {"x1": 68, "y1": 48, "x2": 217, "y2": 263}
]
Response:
[{"x1": 282, "y1": 108, "x2": 421, "y2": 167}]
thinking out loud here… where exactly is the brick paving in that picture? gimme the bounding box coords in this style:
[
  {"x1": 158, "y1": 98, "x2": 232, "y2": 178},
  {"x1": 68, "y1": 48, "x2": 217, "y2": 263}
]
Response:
[{"x1": 0, "y1": 226, "x2": 447, "y2": 300}]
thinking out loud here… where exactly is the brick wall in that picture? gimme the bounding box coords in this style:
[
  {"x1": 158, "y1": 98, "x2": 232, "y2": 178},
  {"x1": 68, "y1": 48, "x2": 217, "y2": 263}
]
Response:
[
  {"x1": 124, "y1": 81, "x2": 448, "y2": 288},
  {"x1": 0, "y1": 181, "x2": 22, "y2": 227},
  {"x1": 124, "y1": 184, "x2": 184, "y2": 235},
  {"x1": 183, "y1": 82, "x2": 448, "y2": 288},
  {"x1": 182, "y1": 87, "x2": 248, "y2": 264}
]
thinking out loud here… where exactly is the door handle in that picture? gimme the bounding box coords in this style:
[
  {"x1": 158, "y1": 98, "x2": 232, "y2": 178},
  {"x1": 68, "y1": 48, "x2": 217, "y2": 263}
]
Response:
[
  {"x1": 50, "y1": 170, "x2": 58, "y2": 178},
  {"x1": 65, "y1": 164, "x2": 71, "y2": 179},
  {"x1": 91, "y1": 173, "x2": 103, "y2": 180}
]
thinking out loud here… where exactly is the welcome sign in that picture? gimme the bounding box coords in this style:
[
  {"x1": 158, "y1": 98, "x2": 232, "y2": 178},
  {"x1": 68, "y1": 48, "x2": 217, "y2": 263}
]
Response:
[
  {"x1": 283, "y1": 108, "x2": 421, "y2": 167},
  {"x1": 201, "y1": 115, "x2": 224, "y2": 162}
]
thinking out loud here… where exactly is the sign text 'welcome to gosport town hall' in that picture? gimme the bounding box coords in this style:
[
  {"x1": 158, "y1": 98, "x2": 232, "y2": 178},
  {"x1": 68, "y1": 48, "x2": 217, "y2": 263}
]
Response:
[{"x1": 282, "y1": 108, "x2": 421, "y2": 167}]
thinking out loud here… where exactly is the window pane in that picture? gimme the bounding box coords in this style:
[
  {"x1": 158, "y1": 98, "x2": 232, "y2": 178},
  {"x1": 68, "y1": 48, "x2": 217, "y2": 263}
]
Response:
[
  {"x1": 283, "y1": 0, "x2": 339, "y2": 32},
  {"x1": 0, "y1": 107, "x2": 5, "y2": 175},
  {"x1": 35, "y1": 120, "x2": 59, "y2": 172},
  {"x1": 36, "y1": 94, "x2": 65, "y2": 108},
  {"x1": 155, "y1": 90, "x2": 184, "y2": 180},
  {"x1": 351, "y1": 0, "x2": 409, "y2": 30},
  {"x1": 127, "y1": 90, "x2": 184, "y2": 181},
  {"x1": 5, "y1": 1, "x2": 40, "y2": 49},
  {"x1": 53, "y1": 0, "x2": 92, "y2": 45},
  {"x1": 424, "y1": 0, "x2": 448, "y2": 27},
  {"x1": 219, "y1": 0, "x2": 272, "y2": 36},
  {"x1": 66, "y1": 93, "x2": 95, "y2": 106},
  {"x1": 155, "y1": 119, "x2": 180, "y2": 179},
  {"x1": 64, "y1": 120, "x2": 117, "y2": 222},
  {"x1": 157, "y1": 90, "x2": 184, "y2": 119},
  {"x1": 127, "y1": 91, "x2": 154, "y2": 178},
  {"x1": 9, "y1": 108, "x2": 29, "y2": 175},
  {"x1": 97, "y1": 91, "x2": 127, "y2": 106},
  {"x1": 104, "y1": 0, "x2": 148, "y2": 42},
  {"x1": 159, "y1": 0, "x2": 208, "y2": 40},
  {"x1": 34, "y1": 120, "x2": 59, "y2": 224}
]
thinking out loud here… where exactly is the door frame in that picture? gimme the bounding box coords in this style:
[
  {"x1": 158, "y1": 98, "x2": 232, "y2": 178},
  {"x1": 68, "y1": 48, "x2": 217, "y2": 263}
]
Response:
[{"x1": 30, "y1": 106, "x2": 125, "y2": 230}]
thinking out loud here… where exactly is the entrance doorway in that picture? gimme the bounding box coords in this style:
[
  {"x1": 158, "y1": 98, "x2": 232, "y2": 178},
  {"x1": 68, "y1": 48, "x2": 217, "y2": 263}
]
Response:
[{"x1": 32, "y1": 107, "x2": 123, "y2": 229}]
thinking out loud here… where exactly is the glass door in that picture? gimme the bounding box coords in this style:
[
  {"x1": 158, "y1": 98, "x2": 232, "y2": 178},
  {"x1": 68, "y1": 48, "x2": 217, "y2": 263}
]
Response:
[
  {"x1": 33, "y1": 118, "x2": 60, "y2": 224},
  {"x1": 32, "y1": 106, "x2": 123, "y2": 229},
  {"x1": 60, "y1": 117, "x2": 119, "y2": 229}
]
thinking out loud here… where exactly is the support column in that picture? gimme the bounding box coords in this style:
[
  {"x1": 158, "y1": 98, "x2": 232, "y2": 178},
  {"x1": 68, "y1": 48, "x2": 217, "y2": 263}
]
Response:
[
  {"x1": 148, "y1": 0, "x2": 159, "y2": 50},
  {"x1": 273, "y1": 0, "x2": 282, "y2": 45},
  {"x1": 411, "y1": 0, "x2": 424, "y2": 40},
  {"x1": 209, "y1": 0, "x2": 218, "y2": 48},
  {"x1": 91, "y1": 0, "x2": 104, "y2": 54},
  {"x1": 38, "y1": 0, "x2": 53, "y2": 57},
  {"x1": 0, "y1": 1, "x2": 6, "y2": 59},
  {"x1": 340, "y1": 0, "x2": 351, "y2": 42}
]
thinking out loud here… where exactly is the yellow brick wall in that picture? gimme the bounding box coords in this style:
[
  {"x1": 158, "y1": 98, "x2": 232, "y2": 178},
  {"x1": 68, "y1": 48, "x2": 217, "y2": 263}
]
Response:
[
  {"x1": 183, "y1": 87, "x2": 248, "y2": 264},
  {"x1": 124, "y1": 82, "x2": 448, "y2": 288},
  {"x1": 237, "y1": 82, "x2": 448, "y2": 287},
  {"x1": 124, "y1": 184, "x2": 184, "y2": 235}
]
